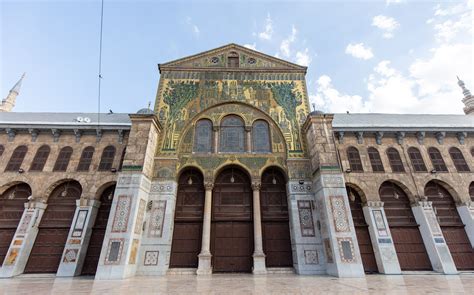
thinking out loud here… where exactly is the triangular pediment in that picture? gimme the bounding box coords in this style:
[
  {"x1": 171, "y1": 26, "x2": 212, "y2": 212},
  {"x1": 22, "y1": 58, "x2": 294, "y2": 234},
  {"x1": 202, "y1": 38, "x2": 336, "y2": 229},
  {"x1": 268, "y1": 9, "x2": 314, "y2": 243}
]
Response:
[{"x1": 159, "y1": 43, "x2": 307, "y2": 72}]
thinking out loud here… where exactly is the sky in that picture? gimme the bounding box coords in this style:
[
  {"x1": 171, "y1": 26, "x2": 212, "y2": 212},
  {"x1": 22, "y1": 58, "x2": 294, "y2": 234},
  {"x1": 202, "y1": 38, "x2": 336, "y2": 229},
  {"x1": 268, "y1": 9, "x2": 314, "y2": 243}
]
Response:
[{"x1": 1, "y1": 0, "x2": 473, "y2": 115}]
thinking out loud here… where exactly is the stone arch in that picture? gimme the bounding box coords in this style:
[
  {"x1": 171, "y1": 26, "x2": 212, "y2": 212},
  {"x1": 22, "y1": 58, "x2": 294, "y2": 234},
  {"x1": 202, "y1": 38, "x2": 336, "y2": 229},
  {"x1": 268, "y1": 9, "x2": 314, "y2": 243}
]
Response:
[
  {"x1": 176, "y1": 165, "x2": 206, "y2": 182},
  {"x1": 422, "y1": 179, "x2": 462, "y2": 204},
  {"x1": 259, "y1": 165, "x2": 288, "y2": 182},
  {"x1": 94, "y1": 181, "x2": 117, "y2": 200},
  {"x1": 345, "y1": 182, "x2": 368, "y2": 203},
  {"x1": 0, "y1": 180, "x2": 32, "y2": 196},
  {"x1": 213, "y1": 163, "x2": 253, "y2": 183},
  {"x1": 42, "y1": 178, "x2": 84, "y2": 202},
  {"x1": 377, "y1": 179, "x2": 417, "y2": 203}
]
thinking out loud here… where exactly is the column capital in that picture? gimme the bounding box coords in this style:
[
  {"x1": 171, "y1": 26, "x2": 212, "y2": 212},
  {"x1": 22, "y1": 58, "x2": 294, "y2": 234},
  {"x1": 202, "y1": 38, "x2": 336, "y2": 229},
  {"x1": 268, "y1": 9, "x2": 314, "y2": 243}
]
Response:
[
  {"x1": 251, "y1": 182, "x2": 261, "y2": 191},
  {"x1": 366, "y1": 201, "x2": 384, "y2": 208},
  {"x1": 204, "y1": 182, "x2": 214, "y2": 190}
]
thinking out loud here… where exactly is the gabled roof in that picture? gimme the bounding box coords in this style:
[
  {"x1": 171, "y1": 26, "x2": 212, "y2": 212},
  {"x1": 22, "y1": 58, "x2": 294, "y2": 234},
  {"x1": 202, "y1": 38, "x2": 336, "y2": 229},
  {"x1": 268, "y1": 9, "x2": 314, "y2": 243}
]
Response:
[{"x1": 158, "y1": 43, "x2": 307, "y2": 73}]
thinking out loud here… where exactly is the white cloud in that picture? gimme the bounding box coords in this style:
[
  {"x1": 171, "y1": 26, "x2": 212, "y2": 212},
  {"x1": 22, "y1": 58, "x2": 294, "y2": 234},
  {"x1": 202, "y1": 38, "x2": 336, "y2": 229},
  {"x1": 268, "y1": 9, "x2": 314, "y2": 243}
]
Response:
[
  {"x1": 386, "y1": 0, "x2": 404, "y2": 5},
  {"x1": 345, "y1": 43, "x2": 374, "y2": 60},
  {"x1": 295, "y1": 48, "x2": 312, "y2": 66},
  {"x1": 258, "y1": 13, "x2": 273, "y2": 40},
  {"x1": 243, "y1": 43, "x2": 257, "y2": 50},
  {"x1": 431, "y1": 1, "x2": 472, "y2": 43},
  {"x1": 279, "y1": 25, "x2": 297, "y2": 57},
  {"x1": 186, "y1": 17, "x2": 200, "y2": 37},
  {"x1": 372, "y1": 15, "x2": 400, "y2": 39}
]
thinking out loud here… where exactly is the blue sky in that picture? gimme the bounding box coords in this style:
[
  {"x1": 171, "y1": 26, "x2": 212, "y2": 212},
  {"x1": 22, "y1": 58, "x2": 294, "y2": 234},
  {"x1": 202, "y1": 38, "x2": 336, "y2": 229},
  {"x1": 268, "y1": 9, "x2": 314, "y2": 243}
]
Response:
[{"x1": 1, "y1": 0, "x2": 472, "y2": 114}]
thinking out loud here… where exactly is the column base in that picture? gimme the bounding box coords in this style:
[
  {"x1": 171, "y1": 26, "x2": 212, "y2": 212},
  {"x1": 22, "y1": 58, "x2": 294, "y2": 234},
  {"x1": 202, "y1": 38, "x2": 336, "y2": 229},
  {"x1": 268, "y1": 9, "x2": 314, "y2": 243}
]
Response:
[
  {"x1": 252, "y1": 253, "x2": 267, "y2": 275},
  {"x1": 196, "y1": 253, "x2": 212, "y2": 275}
]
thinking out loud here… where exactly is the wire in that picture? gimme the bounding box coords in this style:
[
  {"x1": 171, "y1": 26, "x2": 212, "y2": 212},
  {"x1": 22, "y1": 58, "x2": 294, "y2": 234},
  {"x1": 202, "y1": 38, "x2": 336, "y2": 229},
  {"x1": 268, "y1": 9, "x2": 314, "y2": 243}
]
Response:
[{"x1": 97, "y1": 0, "x2": 104, "y2": 127}]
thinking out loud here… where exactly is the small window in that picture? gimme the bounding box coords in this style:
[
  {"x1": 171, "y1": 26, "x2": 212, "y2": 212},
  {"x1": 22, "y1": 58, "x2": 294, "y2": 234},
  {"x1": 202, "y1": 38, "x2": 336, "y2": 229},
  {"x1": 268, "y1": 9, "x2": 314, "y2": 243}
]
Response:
[
  {"x1": 53, "y1": 146, "x2": 73, "y2": 172},
  {"x1": 368, "y1": 147, "x2": 384, "y2": 172},
  {"x1": 220, "y1": 115, "x2": 245, "y2": 153},
  {"x1": 5, "y1": 146, "x2": 27, "y2": 172},
  {"x1": 193, "y1": 119, "x2": 213, "y2": 153},
  {"x1": 77, "y1": 146, "x2": 95, "y2": 171},
  {"x1": 0, "y1": 145, "x2": 4, "y2": 157},
  {"x1": 408, "y1": 147, "x2": 427, "y2": 172},
  {"x1": 347, "y1": 147, "x2": 363, "y2": 172},
  {"x1": 98, "y1": 146, "x2": 116, "y2": 171},
  {"x1": 252, "y1": 120, "x2": 271, "y2": 153},
  {"x1": 228, "y1": 51, "x2": 239, "y2": 68},
  {"x1": 428, "y1": 147, "x2": 448, "y2": 172},
  {"x1": 386, "y1": 147, "x2": 405, "y2": 173},
  {"x1": 449, "y1": 147, "x2": 470, "y2": 172},
  {"x1": 30, "y1": 145, "x2": 50, "y2": 171}
]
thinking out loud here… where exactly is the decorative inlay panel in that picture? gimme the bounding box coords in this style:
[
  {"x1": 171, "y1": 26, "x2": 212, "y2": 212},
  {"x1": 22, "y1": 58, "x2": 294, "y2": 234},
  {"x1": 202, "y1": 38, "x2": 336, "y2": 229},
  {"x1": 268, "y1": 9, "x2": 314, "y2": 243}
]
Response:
[
  {"x1": 72, "y1": 209, "x2": 88, "y2": 237},
  {"x1": 129, "y1": 239, "x2": 139, "y2": 264},
  {"x1": 426, "y1": 211, "x2": 442, "y2": 236},
  {"x1": 372, "y1": 209, "x2": 388, "y2": 237},
  {"x1": 148, "y1": 200, "x2": 167, "y2": 238},
  {"x1": 304, "y1": 250, "x2": 319, "y2": 265},
  {"x1": 105, "y1": 238, "x2": 124, "y2": 265},
  {"x1": 144, "y1": 251, "x2": 159, "y2": 266},
  {"x1": 297, "y1": 200, "x2": 315, "y2": 237},
  {"x1": 322, "y1": 175, "x2": 344, "y2": 188},
  {"x1": 63, "y1": 249, "x2": 78, "y2": 263},
  {"x1": 134, "y1": 199, "x2": 146, "y2": 234},
  {"x1": 150, "y1": 182, "x2": 175, "y2": 193},
  {"x1": 330, "y1": 196, "x2": 350, "y2": 232},
  {"x1": 112, "y1": 195, "x2": 132, "y2": 233},
  {"x1": 17, "y1": 213, "x2": 33, "y2": 235},
  {"x1": 337, "y1": 237, "x2": 356, "y2": 263}
]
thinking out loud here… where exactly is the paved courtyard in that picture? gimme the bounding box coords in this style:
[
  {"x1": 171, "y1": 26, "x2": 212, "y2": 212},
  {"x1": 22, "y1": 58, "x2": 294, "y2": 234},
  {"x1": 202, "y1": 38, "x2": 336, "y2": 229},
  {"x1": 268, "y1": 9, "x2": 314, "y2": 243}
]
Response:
[{"x1": 0, "y1": 273, "x2": 473, "y2": 294}]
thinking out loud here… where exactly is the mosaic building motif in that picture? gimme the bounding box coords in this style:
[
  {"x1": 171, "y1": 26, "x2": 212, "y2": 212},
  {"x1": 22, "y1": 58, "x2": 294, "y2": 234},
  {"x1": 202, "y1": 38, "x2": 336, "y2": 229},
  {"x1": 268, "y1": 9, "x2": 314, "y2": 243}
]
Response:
[
  {"x1": 330, "y1": 196, "x2": 350, "y2": 233},
  {"x1": 148, "y1": 200, "x2": 167, "y2": 238},
  {"x1": 297, "y1": 200, "x2": 315, "y2": 237},
  {"x1": 112, "y1": 195, "x2": 132, "y2": 233}
]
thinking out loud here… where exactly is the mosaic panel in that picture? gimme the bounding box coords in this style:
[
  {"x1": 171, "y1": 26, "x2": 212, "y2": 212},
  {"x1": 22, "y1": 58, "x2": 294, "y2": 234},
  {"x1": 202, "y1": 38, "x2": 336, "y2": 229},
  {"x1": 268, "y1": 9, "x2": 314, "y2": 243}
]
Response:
[
  {"x1": 426, "y1": 211, "x2": 442, "y2": 236},
  {"x1": 372, "y1": 209, "x2": 388, "y2": 237},
  {"x1": 150, "y1": 182, "x2": 175, "y2": 193},
  {"x1": 63, "y1": 248, "x2": 78, "y2": 263},
  {"x1": 134, "y1": 199, "x2": 146, "y2": 234},
  {"x1": 144, "y1": 251, "x2": 159, "y2": 266},
  {"x1": 337, "y1": 237, "x2": 356, "y2": 263},
  {"x1": 330, "y1": 196, "x2": 350, "y2": 233},
  {"x1": 297, "y1": 200, "x2": 315, "y2": 237},
  {"x1": 322, "y1": 175, "x2": 344, "y2": 188},
  {"x1": 148, "y1": 201, "x2": 167, "y2": 238},
  {"x1": 304, "y1": 250, "x2": 319, "y2": 265},
  {"x1": 112, "y1": 195, "x2": 131, "y2": 233},
  {"x1": 17, "y1": 213, "x2": 33, "y2": 235},
  {"x1": 105, "y1": 238, "x2": 124, "y2": 265},
  {"x1": 324, "y1": 239, "x2": 333, "y2": 263},
  {"x1": 72, "y1": 209, "x2": 88, "y2": 238},
  {"x1": 129, "y1": 239, "x2": 139, "y2": 264},
  {"x1": 4, "y1": 248, "x2": 19, "y2": 266}
]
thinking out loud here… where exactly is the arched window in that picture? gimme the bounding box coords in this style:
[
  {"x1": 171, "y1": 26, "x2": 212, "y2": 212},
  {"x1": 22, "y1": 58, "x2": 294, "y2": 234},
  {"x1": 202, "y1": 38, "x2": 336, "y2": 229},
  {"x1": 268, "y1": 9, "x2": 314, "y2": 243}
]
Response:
[
  {"x1": 368, "y1": 147, "x2": 384, "y2": 172},
  {"x1": 0, "y1": 145, "x2": 4, "y2": 157},
  {"x1": 386, "y1": 147, "x2": 405, "y2": 173},
  {"x1": 428, "y1": 147, "x2": 448, "y2": 172},
  {"x1": 5, "y1": 145, "x2": 27, "y2": 172},
  {"x1": 193, "y1": 119, "x2": 213, "y2": 153},
  {"x1": 77, "y1": 146, "x2": 94, "y2": 172},
  {"x1": 98, "y1": 146, "x2": 116, "y2": 171},
  {"x1": 30, "y1": 145, "x2": 50, "y2": 171},
  {"x1": 220, "y1": 115, "x2": 245, "y2": 153},
  {"x1": 227, "y1": 51, "x2": 239, "y2": 68},
  {"x1": 53, "y1": 146, "x2": 73, "y2": 172},
  {"x1": 449, "y1": 147, "x2": 470, "y2": 172},
  {"x1": 408, "y1": 147, "x2": 427, "y2": 172},
  {"x1": 252, "y1": 120, "x2": 271, "y2": 153},
  {"x1": 347, "y1": 147, "x2": 363, "y2": 172}
]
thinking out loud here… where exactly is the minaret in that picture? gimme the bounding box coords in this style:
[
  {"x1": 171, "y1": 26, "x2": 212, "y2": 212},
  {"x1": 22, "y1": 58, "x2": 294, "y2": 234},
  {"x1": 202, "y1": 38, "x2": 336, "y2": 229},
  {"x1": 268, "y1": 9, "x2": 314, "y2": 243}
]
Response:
[
  {"x1": 0, "y1": 73, "x2": 25, "y2": 112},
  {"x1": 458, "y1": 76, "x2": 474, "y2": 115}
]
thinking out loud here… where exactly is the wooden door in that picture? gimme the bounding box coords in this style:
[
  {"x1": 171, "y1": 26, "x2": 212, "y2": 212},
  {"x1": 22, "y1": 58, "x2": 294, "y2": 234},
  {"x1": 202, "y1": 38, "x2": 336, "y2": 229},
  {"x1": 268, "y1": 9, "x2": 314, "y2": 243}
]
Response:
[
  {"x1": 0, "y1": 183, "x2": 31, "y2": 265},
  {"x1": 380, "y1": 182, "x2": 432, "y2": 271},
  {"x1": 24, "y1": 181, "x2": 81, "y2": 273},
  {"x1": 425, "y1": 182, "x2": 474, "y2": 270},
  {"x1": 347, "y1": 187, "x2": 378, "y2": 273},
  {"x1": 211, "y1": 168, "x2": 253, "y2": 273},
  {"x1": 261, "y1": 168, "x2": 292, "y2": 267},
  {"x1": 81, "y1": 185, "x2": 115, "y2": 275},
  {"x1": 169, "y1": 169, "x2": 205, "y2": 268}
]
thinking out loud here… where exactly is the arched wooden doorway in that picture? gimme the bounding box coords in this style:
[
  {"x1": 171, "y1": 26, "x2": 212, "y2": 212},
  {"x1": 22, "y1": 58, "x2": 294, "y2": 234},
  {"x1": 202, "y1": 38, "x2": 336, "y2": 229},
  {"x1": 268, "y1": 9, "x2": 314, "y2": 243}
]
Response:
[
  {"x1": 0, "y1": 183, "x2": 31, "y2": 265},
  {"x1": 379, "y1": 182, "x2": 431, "y2": 270},
  {"x1": 425, "y1": 181, "x2": 474, "y2": 270},
  {"x1": 81, "y1": 184, "x2": 115, "y2": 275},
  {"x1": 24, "y1": 180, "x2": 81, "y2": 273},
  {"x1": 347, "y1": 186, "x2": 377, "y2": 273},
  {"x1": 261, "y1": 168, "x2": 292, "y2": 267},
  {"x1": 211, "y1": 167, "x2": 253, "y2": 272},
  {"x1": 169, "y1": 168, "x2": 205, "y2": 268}
]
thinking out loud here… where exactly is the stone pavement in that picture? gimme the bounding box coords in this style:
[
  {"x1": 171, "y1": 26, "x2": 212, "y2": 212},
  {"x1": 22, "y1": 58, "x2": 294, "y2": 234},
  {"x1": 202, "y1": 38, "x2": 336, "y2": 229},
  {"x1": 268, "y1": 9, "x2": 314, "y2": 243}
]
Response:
[{"x1": 0, "y1": 273, "x2": 473, "y2": 294}]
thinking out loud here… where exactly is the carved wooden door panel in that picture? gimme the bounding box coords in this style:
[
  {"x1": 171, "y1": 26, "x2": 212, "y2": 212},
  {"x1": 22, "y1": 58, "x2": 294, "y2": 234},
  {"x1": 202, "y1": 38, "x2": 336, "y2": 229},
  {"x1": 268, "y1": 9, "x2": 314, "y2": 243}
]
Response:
[
  {"x1": 380, "y1": 182, "x2": 432, "y2": 271},
  {"x1": 81, "y1": 185, "x2": 115, "y2": 275},
  {"x1": 261, "y1": 169, "x2": 292, "y2": 267},
  {"x1": 425, "y1": 182, "x2": 474, "y2": 270},
  {"x1": 0, "y1": 184, "x2": 30, "y2": 265},
  {"x1": 211, "y1": 168, "x2": 253, "y2": 273},
  {"x1": 170, "y1": 170, "x2": 204, "y2": 268},
  {"x1": 347, "y1": 187, "x2": 378, "y2": 273},
  {"x1": 24, "y1": 181, "x2": 81, "y2": 273}
]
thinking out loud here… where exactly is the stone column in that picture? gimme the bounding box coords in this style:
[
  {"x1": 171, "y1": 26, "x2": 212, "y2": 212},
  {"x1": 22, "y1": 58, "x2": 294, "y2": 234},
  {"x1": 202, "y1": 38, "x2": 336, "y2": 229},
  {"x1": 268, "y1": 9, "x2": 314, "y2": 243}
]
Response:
[
  {"x1": 56, "y1": 198, "x2": 101, "y2": 276},
  {"x1": 456, "y1": 202, "x2": 474, "y2": 247},
  {"x1": 197, "y1": 182, "x2": 214, "y2": 275},
  {"x1": 213, "y1": 126, "x2": 219, "y2": 154},
  {"x1": 251, "y1": 182, "x2": 267, "y2": 274},
  {"x1": 245, "y1": 126, "x2": 252, "y2": 153},
  {"x1": 0, "y1": 200, "x2": 47, "y2": 278},
  {"x1": 411, "y1": 200, "x2": 457, "y2": 274},
  {"x1": 362, "y1": 201, "x2": 401, "y2": 274}
]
